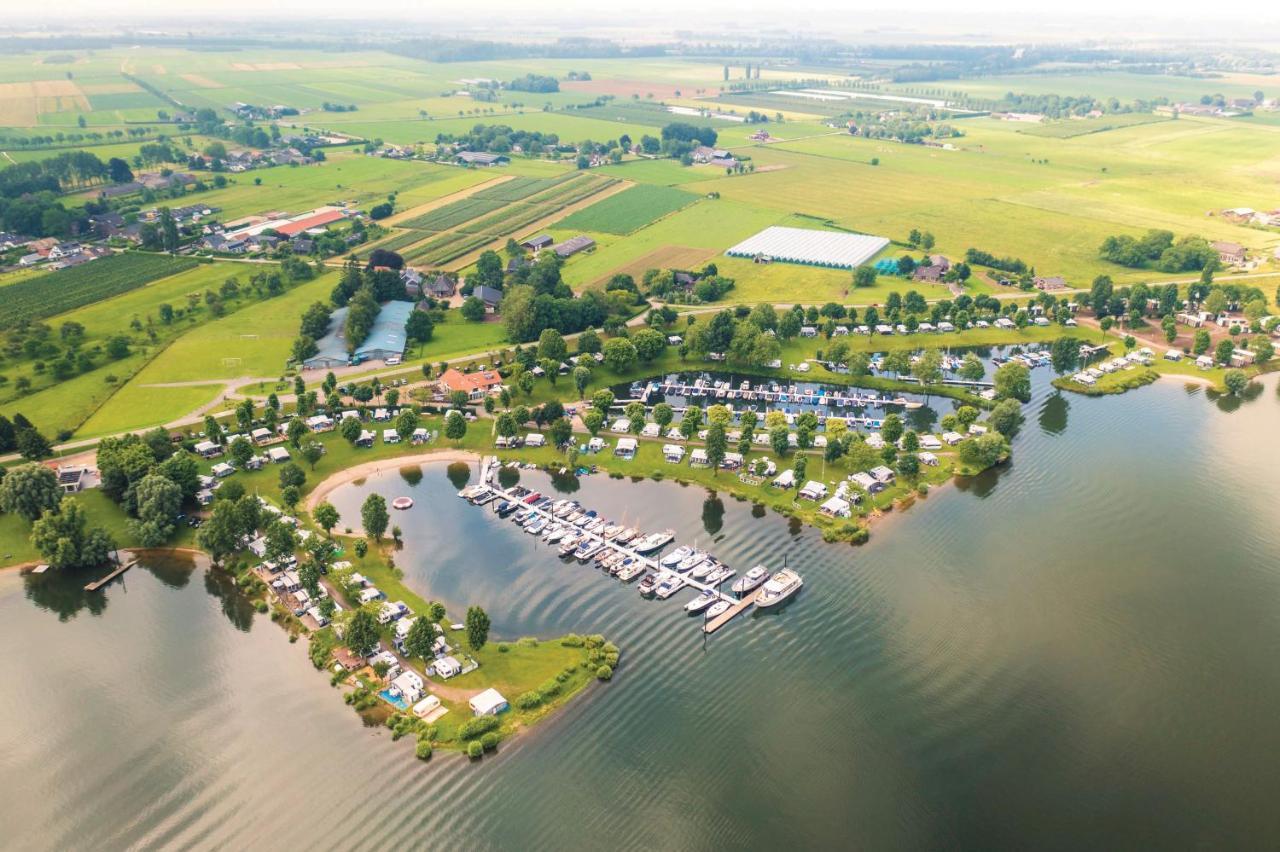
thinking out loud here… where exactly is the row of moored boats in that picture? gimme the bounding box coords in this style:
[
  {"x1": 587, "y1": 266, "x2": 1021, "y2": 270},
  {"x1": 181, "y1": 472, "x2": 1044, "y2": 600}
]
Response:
[{"x1": 457, "y1": 483, "x2": 803, "y2": 619}]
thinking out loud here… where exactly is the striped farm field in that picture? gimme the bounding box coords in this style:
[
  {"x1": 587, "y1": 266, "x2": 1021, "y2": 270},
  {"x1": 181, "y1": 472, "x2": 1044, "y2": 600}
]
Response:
[
  {"x1": 398, "y1": 197, "x2": 507, "y2": 231},
  {"x1": 556, "y1": 183, "x2": 699, "y2": 234},
  {"x1": 0, "y1": 253, "x2": 199, "y2": 328}
]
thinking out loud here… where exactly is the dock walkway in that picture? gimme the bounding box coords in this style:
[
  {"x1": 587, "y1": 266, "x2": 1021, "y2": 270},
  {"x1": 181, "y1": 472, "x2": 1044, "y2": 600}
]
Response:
[
  {"x1": 703, "y1": 588, "x2": 761, "y2": 634},
  {"x1": 84, "y1": 551, "x2": 137, "y2": 592}
]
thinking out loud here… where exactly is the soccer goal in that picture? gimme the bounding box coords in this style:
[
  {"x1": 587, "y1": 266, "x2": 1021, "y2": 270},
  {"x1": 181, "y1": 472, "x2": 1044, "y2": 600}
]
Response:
[{"x1": 221, "y1": 357, "x2": 242, "y2": 368}]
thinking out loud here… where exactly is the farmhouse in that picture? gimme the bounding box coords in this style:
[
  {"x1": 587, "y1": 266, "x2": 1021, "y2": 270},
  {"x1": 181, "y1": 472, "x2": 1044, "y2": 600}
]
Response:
[
  {"x1": 423, "y1": 274, "x2": 455, "y2": 299},
  {"x1": 1211, "y1": 241, "x2": 1247, "y2": 266},
  {"x1": 471, "y1": 285, "x2": 503, "y2": 311},
  {"x1": 553, "y1": 235, "x2": 596, "y2": 258},
  {"x1": 439, "y1": 368, "x2": 503, "y2": 400},
  {"x1": 1034, "y1": 276, "x2": 1068, "y2": 291},
  {"x1": 520, "y1": 234, "x2": 554, "y2": 251},
  {"x1": 726, "y1": 226, "x2": 888, "y2": 269}
]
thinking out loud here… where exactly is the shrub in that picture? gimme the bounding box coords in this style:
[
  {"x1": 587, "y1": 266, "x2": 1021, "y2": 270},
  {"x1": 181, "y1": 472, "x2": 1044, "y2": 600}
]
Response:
[
  {"x1": 517, "y1": 637, "x2": 538, "y2": 647},
  {"x1": 497, "y1": 642, "x2": 510, "y2": 653},
  {"x1": 467, "y1": 741, "x2": 484, "y2": 759},
  {"x1": 480, "y1": 732, "x2": 500, "y2": 751},
  {"x1": 515, "y1": 690, "x2": 544, "y2": 710},
  {"x1": 538, "y1": 679, "x2": 562, "y2": 698},
  {"x1": 560, "y1": 634, "x2": 584, "y2": 647},
  {"x1": 415, "y1": 740, "x2": 433, "y2": 761},
  {"x1": 459, "y1": 715, "x2": 500, "y2": 740},
  {"x1": 596, "y1": 664, "x2": 613, "y2": 681},
  {"x1": 254, "y1": 600, "x2": 269, "y2": 613}
]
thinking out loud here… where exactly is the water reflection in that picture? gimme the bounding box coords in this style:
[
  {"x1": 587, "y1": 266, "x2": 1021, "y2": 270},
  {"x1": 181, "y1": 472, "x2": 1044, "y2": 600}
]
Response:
[
  {"x1": 445, "y1": 462, "x2": 471, "y2": 491},
  {"x1": 23, "y1": 563, "x2": 109, "y2": 621},
  {"x1": 1039, "y1": 391, "x2": 1069, "y2": 436},
  {"x1": 905, "y1": 404, "x2": 939, "y2": 433},
  {"x1": 701, "y1": 493, "x2": 725, "y2": 535},
  {"x1": 497, "y1": 466, "x2": 521, "y2": 490},
  {"x1": 954, "y1": 461, "x2": 1006, "y2": 499},
  {"x1": 399, "y1": 465, "x2": 423, "y2": 487},
  {"x1": 139, "y1": 550, "x2": 196, "y2": 589},
  {"x1": 548, "y1": 470, "x2": 580, "y2": 493},
  {"x1": 203, "y1": 562, "x2": 256, "y2": 631}
]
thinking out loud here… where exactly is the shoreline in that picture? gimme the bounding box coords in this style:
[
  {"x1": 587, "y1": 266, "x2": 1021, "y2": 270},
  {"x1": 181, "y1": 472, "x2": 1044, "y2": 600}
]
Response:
[{"x1": 303, "y1": 449, "x2": 482, "y2": 516}]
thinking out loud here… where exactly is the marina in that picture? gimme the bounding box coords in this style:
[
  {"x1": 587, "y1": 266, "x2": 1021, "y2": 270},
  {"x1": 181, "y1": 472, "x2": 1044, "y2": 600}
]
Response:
[{"x1": 460, "y1": 456, "x2": 801, "y2": 634}]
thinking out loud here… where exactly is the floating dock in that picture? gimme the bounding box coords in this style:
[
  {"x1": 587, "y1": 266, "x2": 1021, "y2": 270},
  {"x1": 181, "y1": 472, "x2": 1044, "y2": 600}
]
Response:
[
  {"x1": 84, "y1": 551, "x2": 137, "y2": 592},
  {"x1": 703, "y1": 588, "x2": 761, "y2": 634}
]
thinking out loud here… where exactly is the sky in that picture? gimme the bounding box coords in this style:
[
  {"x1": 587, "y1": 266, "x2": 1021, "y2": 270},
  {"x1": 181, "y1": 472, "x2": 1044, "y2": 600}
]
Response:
[{"x1": 7, "y1": 0, "x2": 1280, "y2": 42}]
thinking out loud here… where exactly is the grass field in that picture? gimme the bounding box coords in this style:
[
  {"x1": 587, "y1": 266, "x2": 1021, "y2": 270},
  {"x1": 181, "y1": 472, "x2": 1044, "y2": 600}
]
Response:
[
  {"x1": 75, "y1": 382, "x2": 224, "y2": 438},
  {"x1": 1010, "y1": 113, "x2": 1170, "y2": 138},
  {"x1": 555, "y1": 183, "x2": 699, "y2": 234}
]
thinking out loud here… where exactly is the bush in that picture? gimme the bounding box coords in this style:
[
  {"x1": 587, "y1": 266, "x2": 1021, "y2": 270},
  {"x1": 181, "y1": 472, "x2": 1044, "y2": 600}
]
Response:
[
  {"x1": 254, "y1": 599, "x2": 269, "y2": 613},
  {"x1": 415, "y1": 739, "x2": 433, "y2": 761},
  {"x1": 497, "y1": 642, "x2": 510, "y2": 653},
  {"x1": 459, "y1": 715, "x2": 500, "y2": 740},
  {"x1": 480, "y1": 732, "x2": 500, "y2": 751},
  {"x1": 467, "y1": 740, "x2": 484, "y2": 759},
  {"x1": 596, "y1": 664, "x2": 613, "y2": 681},
  {"x1": 538, "y1": 679, "x2": 563, "y2": 698},
  {"x1": 517, "y1": 637, "x2": 538, "y2": 647},
  {"x1": 560, "y1": 634, "x2": 584, "y2": 647},
  {"x1": 515, "y1": 690, "x2": 544, "y2": 710}
]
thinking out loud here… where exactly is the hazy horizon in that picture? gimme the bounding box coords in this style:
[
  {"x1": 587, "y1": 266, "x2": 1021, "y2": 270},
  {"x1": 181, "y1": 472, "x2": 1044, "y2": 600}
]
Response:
[{"x1": 3, "y1": 1, "x2": 1280, "y2": 45}]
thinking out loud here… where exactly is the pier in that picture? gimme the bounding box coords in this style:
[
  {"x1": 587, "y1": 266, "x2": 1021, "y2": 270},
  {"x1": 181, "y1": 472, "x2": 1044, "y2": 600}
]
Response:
[
  {"x1": 641, "y1": 380, "x2": 928, "y2": 408},
  {"x1": 476, "y1": 458, "x2": 769, "y2": 630},
  {"x1": 703, "y1": 588, "x2": 761, "y2": 634},
  {"x1": 84, "y1": 551, "x2": 137, "y2": 592}
]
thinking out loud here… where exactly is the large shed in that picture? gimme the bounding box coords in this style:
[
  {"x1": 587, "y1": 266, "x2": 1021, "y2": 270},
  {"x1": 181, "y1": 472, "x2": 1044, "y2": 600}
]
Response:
[{"x1": 726, "y1": 226, "x2": 888, "y2": 269}]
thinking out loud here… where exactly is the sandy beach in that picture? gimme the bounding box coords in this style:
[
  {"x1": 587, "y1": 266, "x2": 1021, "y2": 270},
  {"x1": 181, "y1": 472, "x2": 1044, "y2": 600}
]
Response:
[{"x1": 303, "y1": 449, "x2": 483, "y2": 516}]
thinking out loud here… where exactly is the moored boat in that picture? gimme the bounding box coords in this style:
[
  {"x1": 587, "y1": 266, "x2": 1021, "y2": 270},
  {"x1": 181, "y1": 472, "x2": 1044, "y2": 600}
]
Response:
[
  {"x1": 632, "y1": 529, "x2": 675, "y2": 554},
  {"x1": 755, "y1": 569, "x2": 803, "y2": 608},
  {"x1": 654, "y1": 574, "x2": 686, "y2": 600},
  {"x1": 684, "y1": 589, "x2": 717, "y2": 613},
  {"x1": 704, "y1": 565, "x2": 735, "y2": 586},
  {"x1": 732, "y1": 565, "x2": 770, "y2": 595},
  {"x1": 637, "y1": 573, "x2": 659, "y2": 595},
  {"x1": 661, "y1": 546, "x2": 693, "y2": 569},
  {"x1": 705, "y1": 600, "x2": 731, "y2": 618}
]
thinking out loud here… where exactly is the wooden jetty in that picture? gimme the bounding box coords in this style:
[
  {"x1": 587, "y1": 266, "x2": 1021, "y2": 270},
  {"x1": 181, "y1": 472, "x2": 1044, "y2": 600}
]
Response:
[
  {"x1": 703, "y1": 588, "x2": 761, "y2": 634},
  {"x1": 84, "y1": 551, "x2": 137, "y2": 592}
]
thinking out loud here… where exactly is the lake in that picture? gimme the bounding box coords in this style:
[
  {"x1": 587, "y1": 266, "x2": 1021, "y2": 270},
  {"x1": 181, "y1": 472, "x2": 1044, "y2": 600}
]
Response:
[{"x1": 4, "y1": 370, "x2": 1280, "y2": 849}]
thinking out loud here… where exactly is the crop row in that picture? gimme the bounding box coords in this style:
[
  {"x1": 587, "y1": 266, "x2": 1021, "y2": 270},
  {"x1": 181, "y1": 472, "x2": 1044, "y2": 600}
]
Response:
[{"x1": 0, "y1": 253, "x2": 199, "y2": 328}]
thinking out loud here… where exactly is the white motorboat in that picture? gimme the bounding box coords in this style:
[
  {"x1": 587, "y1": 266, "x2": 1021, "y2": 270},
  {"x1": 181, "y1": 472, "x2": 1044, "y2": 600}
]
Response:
[
  {"x1": 705, "y1": 600, "x2": 731, "y2": 618},
  {"x1": 661, "y1": 546, "x2": 693, "y2": 569},
  {"x1": 544, "y1": 525, "x2": 566, "y2": 543},
  {"x1": 578, "y1": 541, "x2": 605, "y2": 562},
  {"x1": 558, "y1": 534, "x2": 582, "y2": 556},
  {"x1": 614, "y1": 528, "x2": 638, "y2": 544},
  {"x1": 602, "y1": 524, "x2": 623, "y2": 540},
  {"x1": 689, "y1": 558, "x2": 718, "y2": 581},
  {"x1": 525, "y1": 518, "x2": 547, "y2": 535},
  {"x1": 684, "y1": 590, "x2": 717, "y2": 613},
  {"x1": 654, "y1": 573, "x2": 686, "y2": 600},
  {"x1": 732, "y1": 565, "x2": 769, "y2": 595},
  {"x1": 632, "y1": 529, "x2": 675, "y2": 554},
  {"x1": 584, "y1": 517, "x2": 607, "y2": 534},
  {"x1": 617, "y1": 561, "x2": 645, "y2": 582},
  {"x1": 756, "y1": 569, "x2": 803, "y2": 608},
  {"x1": 704, "y1": 566, "x2": 735, "y2": 586},
  {"x1": 677, "y1": 550, "x2": 707, "y2": 573}
]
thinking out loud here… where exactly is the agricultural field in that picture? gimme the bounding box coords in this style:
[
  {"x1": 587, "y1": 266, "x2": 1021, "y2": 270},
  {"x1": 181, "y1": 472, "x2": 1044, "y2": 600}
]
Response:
[
  {"x1": 1011, "y1": 113, "x2": 1170, "y2": 138},
  {"x1": 555, "y1": 183, "x2": 699, "y2": 234},
  {"x1": 171, "y1": 150, "x2": 494, "y2": 221},
  {"x1": 0, "y1": 254, "x2": 199, "y2": 328}
]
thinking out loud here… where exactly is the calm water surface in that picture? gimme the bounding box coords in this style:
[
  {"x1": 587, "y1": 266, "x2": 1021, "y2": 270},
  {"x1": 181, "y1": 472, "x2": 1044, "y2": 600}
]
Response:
[{"x1": 4, "y1": 371, "x2": 1280, "y2": 850}]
